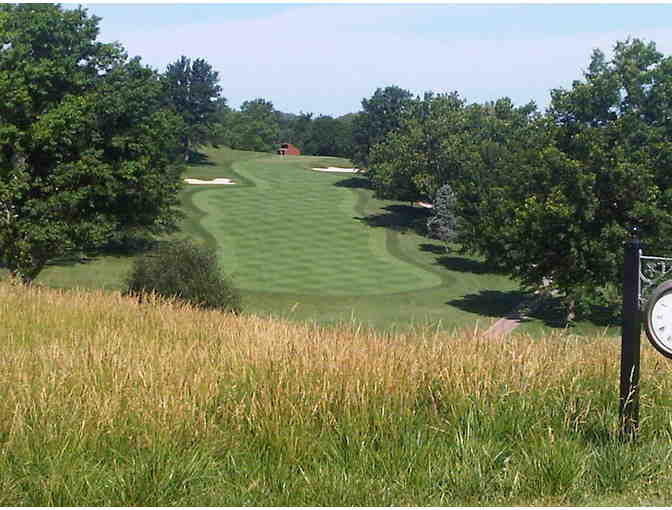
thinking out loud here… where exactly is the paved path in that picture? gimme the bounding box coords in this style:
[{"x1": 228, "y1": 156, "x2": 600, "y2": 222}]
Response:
[{"x1": 485, "y1": 282, "x2": 553, "y2": 337}]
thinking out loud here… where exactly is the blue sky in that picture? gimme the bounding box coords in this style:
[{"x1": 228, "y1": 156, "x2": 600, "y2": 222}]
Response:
[{"x1": 75, "y1": 3, "x2": 672, "y2": 117}]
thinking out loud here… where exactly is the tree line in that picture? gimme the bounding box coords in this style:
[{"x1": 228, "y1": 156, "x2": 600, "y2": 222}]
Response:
[
  {"x1": 207, "y1": 99, "x2": 356, "y2": 158},
  {"x1": 355, "y1": 40, "x2": 672, "y2": 319},
  {"x1": 162, "y1": 57, "x2": 357, "y2": 158}
]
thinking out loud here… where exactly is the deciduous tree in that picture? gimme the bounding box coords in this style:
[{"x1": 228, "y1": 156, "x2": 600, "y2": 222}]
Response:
[
  {"x1": 229, "y1": 98, "x2": 280, "y2": 153},
  {"x1": 456, "y1": 39, "x2": 672, "y2": 317},
  {"x1": 0, "y1": 4, "x2": 184, "y2": 282},
  {"x1": 368, "y1": 92, "x2": 466, "y2": 202},
  {"x1": 163, "y1": 55, "x2": 222, "y2": 160},
  {"x1": 277, "y1": 111, "x2": 312, "y2": 153},
  {"x1": 351, "y1": 85, "x2": 413, "y2": 171}
]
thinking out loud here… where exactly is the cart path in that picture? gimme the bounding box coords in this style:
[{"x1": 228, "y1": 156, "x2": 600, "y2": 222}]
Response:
[{"x1": 485, "y1": 281, "x2": 553, "y2": 337}]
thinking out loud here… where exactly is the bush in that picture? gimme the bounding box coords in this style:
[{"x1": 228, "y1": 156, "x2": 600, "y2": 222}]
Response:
[{"x1": 125, "y1": 239, "x2": 241, "y2": 313}]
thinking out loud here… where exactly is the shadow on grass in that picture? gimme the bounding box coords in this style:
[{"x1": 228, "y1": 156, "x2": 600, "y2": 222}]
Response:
[
  {"x1": 187, "y1": 150, "x2": 216, "y2": 166},
  {"x1": 99, "y1": 235, "x2": 163, "y2": 257},
  {"x1": 46, "y1": 253, "x2": 95, "y2": 267},
  {"x1": 418, "y1": 243, "x2": 446, "y2": 255},
  {"x1": 333, "y1": 175, "x2": 371, "y2": 190},
  {"x1": 46, "y1": 236, "x2": 164, "y2": 268},
  {"x1": 522, "y1": 296, "x2": 570, "y2": 328},
  {"x1": 419, "y1": 242, "x2": 505, "y2": 275},
  {"x1": 450, "y1": 291, "x2": 604, "y2": 330},
  {"x1": 355, "y1": 204, "x2": 430, "y2": 235},
  {"x1": 525, "y1": 295, "x2": 618, "y2": 329},
  {"x1": 436, "y1": 255, "x2": 499, "y2": 275},
  {"x1": 448, "y1": 290, "x2": 529, "y2": 319},
  {"x1": 450, "y1": 290, "x2": 619, "y2": 330}
]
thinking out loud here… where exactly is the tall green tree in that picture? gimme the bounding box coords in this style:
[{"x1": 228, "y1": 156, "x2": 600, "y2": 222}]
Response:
[
  {"x1": 368, "y1": 91, "x2": 466, "y2": 201},
  {"x1": 229, "y1": 98, "x2": 280, "y2": 153},
  {"x1": 163, "y1": 55, "x2": 222, "y2": 160},
  {"x1": 334, "y1": 113, "x2": 357, "y2": 158},
  {"x1": 455, "y1": 39, "x2": 672, "y2": 317},
  {"x1": 367, "y1": 92, "x2": 537, "y2": 203},
  {"x1": 277, "y1": 111, "x2": 312, "y2": 152},
  {"x1": 351, "y1": 85, "x2": 414, "y2": 170},
  {"x1": 209, "y1": 96, "x2": 233, "y2": 148},
  {"x1": 0, "y1": 4, "x2": 184, "y2": 282}
]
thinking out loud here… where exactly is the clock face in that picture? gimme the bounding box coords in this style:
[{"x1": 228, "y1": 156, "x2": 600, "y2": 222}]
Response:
[
  {"x1": 645, "y1": 281, "x2": 672, "y2": 359},
  {"x1": 649, "y1": 293, "x2": 672, "y2": 352}
]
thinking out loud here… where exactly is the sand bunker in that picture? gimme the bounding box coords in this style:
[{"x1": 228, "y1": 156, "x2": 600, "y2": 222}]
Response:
[
  {"x1": 312, "y1": 167, "x2": 359, "y2": 173},
  {"x1": 184, "y1": 178, "x2": 235, "y2": 185}
]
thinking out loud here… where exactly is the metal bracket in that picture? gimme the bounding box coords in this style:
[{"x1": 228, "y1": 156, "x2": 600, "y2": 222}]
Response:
[{"x1": 639, "y1": 252, "x2": 672, "y2": 309}]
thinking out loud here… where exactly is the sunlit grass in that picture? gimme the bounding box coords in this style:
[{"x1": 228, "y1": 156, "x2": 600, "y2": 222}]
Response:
[
  {"x1": 1, "y1": 282, "x2": 671, "y2": 505},
  {"x1": 27, "y1": 146, "x2": 525, "y2": 334}
]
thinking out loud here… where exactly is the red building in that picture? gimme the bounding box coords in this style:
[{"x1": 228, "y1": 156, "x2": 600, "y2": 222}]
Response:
[{"x1": 277, "y1": 143, "x2": 301, "y2": 156}]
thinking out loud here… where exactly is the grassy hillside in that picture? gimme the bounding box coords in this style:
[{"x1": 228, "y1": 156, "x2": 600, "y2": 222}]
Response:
[{"x1": 0, "y1": 282, "x2": 669, "y2": 505}]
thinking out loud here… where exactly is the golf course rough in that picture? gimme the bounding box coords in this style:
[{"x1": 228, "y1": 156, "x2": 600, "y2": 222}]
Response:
[{"x1": 185, "y1": 155, "x2": 442, "y2": 296}]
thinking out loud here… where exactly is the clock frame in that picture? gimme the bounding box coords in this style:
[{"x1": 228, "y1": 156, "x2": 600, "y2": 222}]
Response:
[{"x1": 644, "y1": 280, "x2": 672, "y2": 359}]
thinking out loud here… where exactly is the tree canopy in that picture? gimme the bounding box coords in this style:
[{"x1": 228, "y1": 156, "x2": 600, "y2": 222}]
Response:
[
  {"x1": 275, "y1": 111, "x2": 355, "y2": 158},
  {"x1": 0, "y1": 4, "x2": 184, "y2": 281},
  {"x1": 227, "y1": 98, "x2": 280, "y2": 153},
  {"x1": 456, "y1": 39, "x2": 672, "y2": 315},
  {"x1": 351, "y1": 85, "x2": 414, "y2": 170},
  {"x1": 304, "y1": 115, "x2": 353, "y2": 157},
  {"x1": 277, "y1": 111, "x2": 312, "y2": 153},
  {"x1": 363, "y1": 38, "x2": 672, "y2": 318},
  {"x1": 498, "y1": 39, "x2": 672, "y2": 313},
  {"x1": 368, "y1": 91, "x2": 467, "y2": 202},
  {"x1": 163, "y1": 55, "x2": 222, "y2": 160}
]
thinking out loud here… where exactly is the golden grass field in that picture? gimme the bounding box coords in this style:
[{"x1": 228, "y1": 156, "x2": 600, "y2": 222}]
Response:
[
  {"x1": 1, "y1": 281, "x2": 616, "y2": 432},
  {"x1": 2, "y1": 281, "x2": 672, "y2": 505}
]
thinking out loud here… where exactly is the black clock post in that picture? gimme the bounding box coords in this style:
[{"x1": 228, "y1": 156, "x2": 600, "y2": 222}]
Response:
[{"x1": 620, "y1": 236, "x2": 641, "y2": 440}]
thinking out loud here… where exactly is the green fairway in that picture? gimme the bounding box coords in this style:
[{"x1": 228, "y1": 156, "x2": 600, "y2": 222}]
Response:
[
  {"x1": 177, "y1": 147, "x2": 522, "y2": 330},
  {"x1": 28, "y1": 146, "x2": 617, "y2": 335},
  {"x1": 184, "y1": 157, "x2": 440, "y2": 295}
]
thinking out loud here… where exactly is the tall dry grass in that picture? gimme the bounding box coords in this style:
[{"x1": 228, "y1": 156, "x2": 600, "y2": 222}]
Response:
[{"x1": 1, "y1": 281, "x2": 672, "y2": 505}]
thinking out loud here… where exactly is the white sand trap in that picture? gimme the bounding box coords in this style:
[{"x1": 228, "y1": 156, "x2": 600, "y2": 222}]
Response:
[
  {"x1": 312, "y1": 167, "x2": 360, "y2": 173},
  {"x1": 417, "y1": 202, "x2": 433, "y2": 209},
  {"x1": 184, "y1": 178, "x2": 235, "y2": 185}
]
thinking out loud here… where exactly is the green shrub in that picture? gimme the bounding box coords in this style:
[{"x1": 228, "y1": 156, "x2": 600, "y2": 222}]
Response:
[{"x1": 125, "y1": 239, "x2": 241, "y2": 313}]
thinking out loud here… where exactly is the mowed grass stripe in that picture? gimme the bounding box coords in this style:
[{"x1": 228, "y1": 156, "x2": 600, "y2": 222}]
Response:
[{"x1": 188, "y1": 155, "x2": 441, "y2": 296}]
